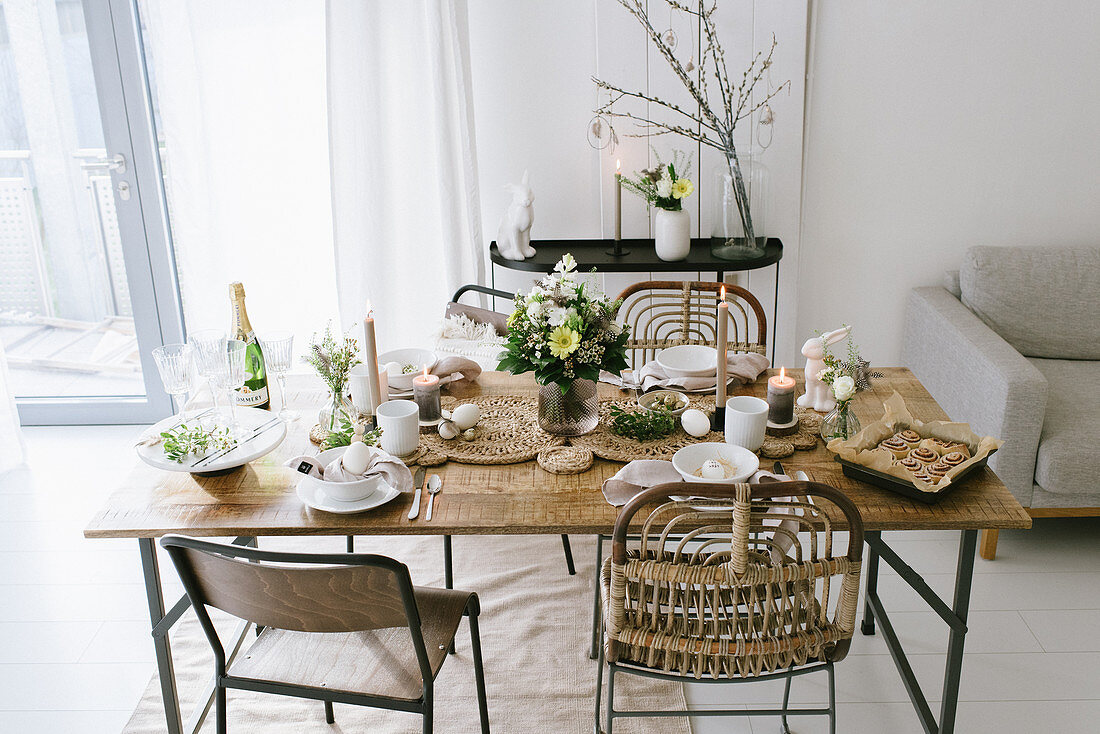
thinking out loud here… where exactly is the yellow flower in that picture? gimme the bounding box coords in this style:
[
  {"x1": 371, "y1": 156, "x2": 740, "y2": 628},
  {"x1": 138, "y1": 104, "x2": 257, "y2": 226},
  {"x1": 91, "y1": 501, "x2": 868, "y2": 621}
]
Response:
[
  {"x1": 671, "y1": 178, "x2": 694, "y2": 199},
  {"x1": 547, "y1": 326, "x2": 582, "y2": 358}
]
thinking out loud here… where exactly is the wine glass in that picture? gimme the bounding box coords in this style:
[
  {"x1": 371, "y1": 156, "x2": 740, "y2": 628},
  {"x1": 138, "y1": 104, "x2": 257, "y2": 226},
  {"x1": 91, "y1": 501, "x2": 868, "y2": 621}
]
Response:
[
  {"x1": 152, "y1": 344, "x2": 196, "y2": 424},
  {"x1": 211, "y1": 340, "x2": 248, "y2": 435},
  {"x1": 259, "y1": 331, "x2": 296, "y2": 422},
  {"x1": 189, "y1": 330, "x2": 228, "y2": 423}
]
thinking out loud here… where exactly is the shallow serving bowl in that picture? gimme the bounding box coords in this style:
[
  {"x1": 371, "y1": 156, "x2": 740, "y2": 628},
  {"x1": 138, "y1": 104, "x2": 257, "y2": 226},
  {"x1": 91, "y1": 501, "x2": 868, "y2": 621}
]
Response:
[
  {"x1": 299, "y1": 446, "x2": 383, "y2": 502},
  {"x1": 637, "y1": 389, "x2": 690, "y2": 417},
  {"x1": 379, "y1": 348, "x2": 438, "y2": 391},
  {"x1": 656, "y1": 344, "x2": 718, "y2": 378},
  {"x1": 672, "y1": 442, "x2": 759, "y2": 484}
]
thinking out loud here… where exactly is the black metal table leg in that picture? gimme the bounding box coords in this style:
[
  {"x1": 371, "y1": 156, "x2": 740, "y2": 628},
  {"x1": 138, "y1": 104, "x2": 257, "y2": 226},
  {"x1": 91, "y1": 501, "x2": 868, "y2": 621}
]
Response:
[
  {"x1": 139, "y1": 538, "x2": 183, "y2": 734},
  {"x1": 940, "y1": 529, "x2": 977, "y2": 733},
  {"x1": 861, "y1": 530, "x2": 880, "y2": 636},
  {"x1": 590, "y1": 534, "x2": 604, "y2": 660},
  {"x1": 443, "y1": 535, "x2": 453, "y2": 589}
]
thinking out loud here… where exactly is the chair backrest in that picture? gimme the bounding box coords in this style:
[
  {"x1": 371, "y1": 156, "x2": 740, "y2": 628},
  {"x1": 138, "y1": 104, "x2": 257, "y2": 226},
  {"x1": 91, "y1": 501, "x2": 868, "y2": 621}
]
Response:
[
  {"x1": 608, "y1": 481, "x2": 864, "y2": 678},
  {"x1": 161, "y1": 536, "x2": 421, "y2": 634},
  {"x1": 614, "y1": 280, "x2": 767, "y2": 370}
]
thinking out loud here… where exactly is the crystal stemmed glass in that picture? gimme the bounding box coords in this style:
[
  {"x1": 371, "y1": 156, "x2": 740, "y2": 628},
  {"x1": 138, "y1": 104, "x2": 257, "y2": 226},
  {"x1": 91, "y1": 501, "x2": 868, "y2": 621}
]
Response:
[
  {"x1": 212, "y1": 340, "x2": 248, "y2": 435},
  {"x1": 259, "y1": 331, "x2": 297, "y2": 422},
  {"x1": 189, "y1": 330, "x2": 228, "y2": 424},
  {"x1": 151, "y1": 344, "x2": 196, "y2": 424}
]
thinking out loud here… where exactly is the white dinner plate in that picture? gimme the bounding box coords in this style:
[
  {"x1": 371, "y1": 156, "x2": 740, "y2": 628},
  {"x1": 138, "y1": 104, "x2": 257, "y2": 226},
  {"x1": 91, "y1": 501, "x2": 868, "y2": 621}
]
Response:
[
  {"x1": 296, "y1": 476, "x2": 401, "y2": 514},
  {"x1": 135, "y1": 407, "x2": 287, "y2": 474}
]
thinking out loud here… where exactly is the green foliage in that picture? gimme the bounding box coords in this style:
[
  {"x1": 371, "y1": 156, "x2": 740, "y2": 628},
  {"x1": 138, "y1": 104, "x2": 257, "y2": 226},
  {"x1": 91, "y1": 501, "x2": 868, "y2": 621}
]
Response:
[
  {"x1": 159, "y1": 423, "x2": 236, "y2": 463},
  {"x1": 618, "y1": 149, "x2": 694, "y2": 211},
  {"x1": 321, "y1": 410, "x2": 383, "y2": 451},
  {"x1": 305, "y1": 323, "x2": 361, "y2": 395},
  {"x1": 608, "y1": 405, "x2": 676, "y2": 442}
]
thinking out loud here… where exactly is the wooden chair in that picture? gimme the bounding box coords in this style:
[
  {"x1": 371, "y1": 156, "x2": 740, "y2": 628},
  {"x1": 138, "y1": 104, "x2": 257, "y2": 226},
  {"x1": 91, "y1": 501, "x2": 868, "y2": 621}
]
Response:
[
  {"x1": 614, "y1": 280, "x2": 767, "y2": 370},
  {"x1": 160, "y1": 536, "x2": 490, "y2": 734},
  {"x1": 594, "y1": 481, "x2": 864, "y2": 734}
]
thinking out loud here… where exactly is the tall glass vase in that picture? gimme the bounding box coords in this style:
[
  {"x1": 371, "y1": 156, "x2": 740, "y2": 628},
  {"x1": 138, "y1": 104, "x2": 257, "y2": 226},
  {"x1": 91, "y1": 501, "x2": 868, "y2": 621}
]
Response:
[
  {"x1": 710, "y1": 151, "x2": 768, "y2": 260},
  {"x1": 538, "y1": 378, "x2": 599, "y2": 436},
  {"x1": 318, "y1": 383, "x2": 354, "y2": 432}
]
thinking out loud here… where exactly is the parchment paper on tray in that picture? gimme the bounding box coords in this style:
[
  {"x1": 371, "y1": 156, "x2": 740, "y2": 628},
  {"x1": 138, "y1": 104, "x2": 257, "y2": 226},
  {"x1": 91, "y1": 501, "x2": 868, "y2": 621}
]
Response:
[{"x1": 826, "y1": 392, "x2": 1002, "y2": 494}]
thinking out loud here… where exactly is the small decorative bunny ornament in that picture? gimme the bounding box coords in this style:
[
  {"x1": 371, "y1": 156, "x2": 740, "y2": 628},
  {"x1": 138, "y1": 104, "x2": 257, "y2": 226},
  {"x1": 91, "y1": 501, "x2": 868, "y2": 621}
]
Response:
[
  {"x1": 496, "y1": 170, "x2": 536, "y2": 261},
  {"x1": 796, "y1": 326, "x2": 852, "y2": 413}
]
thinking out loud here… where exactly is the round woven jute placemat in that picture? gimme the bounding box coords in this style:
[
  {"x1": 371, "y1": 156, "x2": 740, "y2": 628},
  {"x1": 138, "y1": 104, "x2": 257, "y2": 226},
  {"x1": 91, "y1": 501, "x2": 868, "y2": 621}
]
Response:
[
  {"x1": 569, "y1": 398, "x2": 724, "y2": 462},
  {"x1": 538, "y1": 445, "x2": 595, "y2": 474},
  {"x1": 420, "y1": 394, "x2": 566, "y2": 464}
]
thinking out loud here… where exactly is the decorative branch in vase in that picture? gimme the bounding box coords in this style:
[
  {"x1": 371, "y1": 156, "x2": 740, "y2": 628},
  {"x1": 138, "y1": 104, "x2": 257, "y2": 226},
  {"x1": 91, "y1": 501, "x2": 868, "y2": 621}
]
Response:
[
  {"x1": 592, "y1": 0, "x2": 789, "y2": 259},
  {"x1": 304, "y1": 323, "x2": 360, "y2": 433}
]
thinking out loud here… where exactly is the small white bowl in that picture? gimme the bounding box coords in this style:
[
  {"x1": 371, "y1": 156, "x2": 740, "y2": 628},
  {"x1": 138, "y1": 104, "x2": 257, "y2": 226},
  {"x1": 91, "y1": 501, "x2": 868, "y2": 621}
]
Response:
[
  {"x1": 656, "y1": 344, "x2": 718, "y2": 378},
  {"x1": 299, "y1": 447, "x2": 381, "y2": 502},
  {"x1": 671, "y1": 442, "x2": 759, "y2": 484},
  {"x1": 637, "y1": 389, "x2": 690, "y2": 417},
  {"x1": 379, "y1": 349, "x2": 438, "y2": 391}
]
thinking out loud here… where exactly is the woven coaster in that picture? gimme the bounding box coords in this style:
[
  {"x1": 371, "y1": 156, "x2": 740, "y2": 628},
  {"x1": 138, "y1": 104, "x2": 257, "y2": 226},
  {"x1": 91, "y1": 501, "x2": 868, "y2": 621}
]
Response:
[
  {"x1": 420, "y1": 394, "x2": 565, "y2": 465},
  {"x1": 759, "y1": 435, "x2": 795, "y2": 459},
  {"x1": 308, "y1": 423, "x2": 327, "y2": 446},
  {"x1": 570, "y1": 399, "x2": 723, "y2": 462},
  {"x1": 795, "y1": 407, "x2": 823, "y2": 434},
  {"x1": 538, "y1": 446, "x2": 595, "y2": 474},
  {"x1": 790, "y1": 430, "x2": 819, "y2": 450}
]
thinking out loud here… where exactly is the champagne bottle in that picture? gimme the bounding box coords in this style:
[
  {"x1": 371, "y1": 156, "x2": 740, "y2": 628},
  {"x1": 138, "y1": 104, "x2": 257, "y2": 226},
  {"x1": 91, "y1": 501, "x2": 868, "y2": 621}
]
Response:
[{"x1": 228, "y1": 282, "x2": 270, "y2": 409}]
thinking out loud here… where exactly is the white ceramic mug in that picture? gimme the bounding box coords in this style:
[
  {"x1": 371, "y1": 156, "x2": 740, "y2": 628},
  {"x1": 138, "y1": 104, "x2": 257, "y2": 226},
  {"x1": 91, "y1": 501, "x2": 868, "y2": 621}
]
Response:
[
  {"x1": 375, "y1": 399, "x2": 419, "y2": 456},
  {"x1": 349, "y1": 364, "x2": 389, "y2": 416},
  {"x1": 724, "y1": 395, "x2": 769, "y2": 451}
]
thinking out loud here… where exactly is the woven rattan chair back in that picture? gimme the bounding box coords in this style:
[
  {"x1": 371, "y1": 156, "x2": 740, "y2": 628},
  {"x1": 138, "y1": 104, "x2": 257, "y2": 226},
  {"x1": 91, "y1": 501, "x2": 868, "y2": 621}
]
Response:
[
  {"x1": 607, "y1": 481, "x2": 864, "y2": 679},
  {"x1": 614, "y1": 280, "x2": 767, "y2": 370},
  {"x1": 161, "y1": 536, "x2": 417, "y2": 634}
]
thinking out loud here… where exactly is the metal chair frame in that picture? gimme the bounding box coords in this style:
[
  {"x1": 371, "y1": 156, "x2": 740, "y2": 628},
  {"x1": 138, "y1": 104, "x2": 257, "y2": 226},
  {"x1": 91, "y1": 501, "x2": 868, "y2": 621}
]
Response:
[{"x1": 160, "y1": 535, "x2": 489, "y2": 734}]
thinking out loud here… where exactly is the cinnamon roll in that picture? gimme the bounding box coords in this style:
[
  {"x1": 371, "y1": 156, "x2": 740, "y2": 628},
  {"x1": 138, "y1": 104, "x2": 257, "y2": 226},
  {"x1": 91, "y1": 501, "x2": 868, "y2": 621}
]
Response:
[
  {"x1": 897, "y1": 429, "x2": 922, "y2": 448},
  {"x1": 925, "y1": 461, "x2": 952, "y2": 479},
  {"x1": 879, "y1": 436, "x2": 911, "y2": 459},
  {"x1": 908, "y1": 447, "x2": 939, "y2": 464},
  {"x1": 912, "y1": 470, "x2": 937, "y2": 484},
  {"x1": 941, "y1": 451, "x2": 967, "y2": 467},
  {"x1": 923, "y1": 438, "x2": 970, "y2": 458},
  {"x1": 897, "y1": 456, "x2": 923, "y2": 472}
]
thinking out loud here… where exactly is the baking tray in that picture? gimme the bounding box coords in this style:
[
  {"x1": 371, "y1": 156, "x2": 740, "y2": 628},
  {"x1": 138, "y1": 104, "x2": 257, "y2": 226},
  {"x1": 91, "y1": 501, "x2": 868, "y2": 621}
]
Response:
[{"x1": 835, "y1": 447, "x2": 998, "y2": 505}]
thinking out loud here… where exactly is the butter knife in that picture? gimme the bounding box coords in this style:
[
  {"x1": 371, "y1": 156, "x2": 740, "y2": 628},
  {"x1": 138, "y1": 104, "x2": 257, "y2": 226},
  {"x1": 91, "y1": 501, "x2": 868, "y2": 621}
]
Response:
[{"x1": 408, "y1": 467, "x2": 427, "y2": 520}]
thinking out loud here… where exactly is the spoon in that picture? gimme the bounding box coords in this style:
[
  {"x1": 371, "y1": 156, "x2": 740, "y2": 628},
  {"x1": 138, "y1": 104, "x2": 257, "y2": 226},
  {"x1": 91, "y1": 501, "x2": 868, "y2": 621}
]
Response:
[{"x1": 425, "y1": 474, "x2": 443, "y2": 521}]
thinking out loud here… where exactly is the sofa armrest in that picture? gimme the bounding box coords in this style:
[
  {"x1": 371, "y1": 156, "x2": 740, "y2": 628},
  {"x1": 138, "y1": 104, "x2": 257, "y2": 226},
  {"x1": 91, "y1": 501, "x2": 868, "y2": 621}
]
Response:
[{"x1": 902, "y1": 287, "x2": 1048, "y2": 506}]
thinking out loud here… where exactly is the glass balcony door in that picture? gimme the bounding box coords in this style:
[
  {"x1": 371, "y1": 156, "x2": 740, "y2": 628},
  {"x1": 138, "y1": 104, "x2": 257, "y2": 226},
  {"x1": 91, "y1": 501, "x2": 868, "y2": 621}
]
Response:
[{"x1": 3, "y1": 0, "x2": 183, "y2": 424}]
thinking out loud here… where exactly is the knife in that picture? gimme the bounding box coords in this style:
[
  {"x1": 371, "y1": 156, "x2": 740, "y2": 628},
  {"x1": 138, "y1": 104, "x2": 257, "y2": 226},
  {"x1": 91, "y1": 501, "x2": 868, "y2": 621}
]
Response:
[{"x1": 408, "y1": 467, "x2": 426, "y2": 520}]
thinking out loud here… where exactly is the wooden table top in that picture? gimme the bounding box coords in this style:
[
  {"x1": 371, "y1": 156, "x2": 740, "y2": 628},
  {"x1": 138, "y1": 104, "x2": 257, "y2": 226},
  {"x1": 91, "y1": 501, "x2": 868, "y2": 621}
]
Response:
[{"x1": 84, "y1": 369, "x2": 1031, "y2": 540}]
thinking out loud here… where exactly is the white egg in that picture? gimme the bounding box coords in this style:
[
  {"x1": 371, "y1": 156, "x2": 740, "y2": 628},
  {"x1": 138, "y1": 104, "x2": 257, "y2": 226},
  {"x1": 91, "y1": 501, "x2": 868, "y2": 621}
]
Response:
[
  {"x1": 451, "y1": 403, "x2": 481, "y2": 430},
  {"x1": 438, "y1": 421, "x2": 459, "y2": 440},
  {"x1": 681, "y1": 408, "x2": 711, "y2": 438},
  {"x1": 341, "y1": 441, "x2": 372, "y2": 476},
  {"x1": 700, "y1": 459, "x2": 725, "y2": 480}
]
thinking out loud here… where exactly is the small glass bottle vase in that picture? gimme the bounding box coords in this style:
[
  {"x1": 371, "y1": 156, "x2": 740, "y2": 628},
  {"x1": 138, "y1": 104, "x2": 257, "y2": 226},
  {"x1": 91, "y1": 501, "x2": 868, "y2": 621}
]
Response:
[
  {"x1": 820, "y1": 402, "x2": 861, "y2": 442},
  {"x1": 318, "y1": 384, "x2": 355, "y2": 432},
  {"x1": 538, "y1": 378, "x2": 599, "y2": 436}
]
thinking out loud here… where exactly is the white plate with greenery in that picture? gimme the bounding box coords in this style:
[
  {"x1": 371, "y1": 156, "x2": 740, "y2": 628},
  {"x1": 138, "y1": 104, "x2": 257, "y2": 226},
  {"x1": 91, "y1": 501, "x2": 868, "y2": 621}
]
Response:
[{"x1": 135, "y1": 407, "x2": 287, "y2": 473}]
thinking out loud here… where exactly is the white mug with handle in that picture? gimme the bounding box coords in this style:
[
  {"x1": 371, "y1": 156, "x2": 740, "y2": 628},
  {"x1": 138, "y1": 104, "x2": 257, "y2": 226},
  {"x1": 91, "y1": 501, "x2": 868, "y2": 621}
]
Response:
[{"x1": 724, "y1": 395, "x2": 769, "y2": 452}]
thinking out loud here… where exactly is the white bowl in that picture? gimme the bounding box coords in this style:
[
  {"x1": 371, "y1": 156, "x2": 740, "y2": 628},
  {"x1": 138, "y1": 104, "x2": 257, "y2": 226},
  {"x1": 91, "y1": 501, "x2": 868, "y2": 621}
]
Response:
[
  {"x1": 671, "y1": 442, "x2": 759, "y2": 484},
  {"x1": 379, "y1": 349, "x2": 438, "y2": 391},
  {"x1": 299, "y1": 447, "x2": 381, "y2": 502},
  {"x1": 637, "y1": 389, "x2": 691, "y2": 417},
  {"x1": 656, "y1": 344, "x2": 718, "y2": 377}
]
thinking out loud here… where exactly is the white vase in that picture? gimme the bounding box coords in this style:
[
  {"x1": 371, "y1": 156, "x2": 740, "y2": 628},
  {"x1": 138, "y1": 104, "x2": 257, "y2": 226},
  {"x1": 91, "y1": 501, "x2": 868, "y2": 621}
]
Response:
[{"x1": 654, "y1": 207, "x2": 691, "y2": 261}]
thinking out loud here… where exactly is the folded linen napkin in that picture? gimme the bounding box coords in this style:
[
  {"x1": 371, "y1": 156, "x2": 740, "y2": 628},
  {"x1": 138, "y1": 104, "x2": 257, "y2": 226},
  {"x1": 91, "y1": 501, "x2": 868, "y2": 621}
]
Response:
[
  {"x1": 388, "y1": 356, "x2": 482, "y2": 393},
  {"x1": 285, "y1": 446, "x2": 414, "y2": 492},
  {"x1": 600, "y1": 351, "x2": 769, "y2": 392}
]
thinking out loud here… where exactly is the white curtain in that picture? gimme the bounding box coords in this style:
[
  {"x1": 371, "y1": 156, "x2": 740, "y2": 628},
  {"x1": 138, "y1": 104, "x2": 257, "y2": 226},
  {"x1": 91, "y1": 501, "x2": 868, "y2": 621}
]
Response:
[
  {"x1": 0, "y1": 343, "x2": 25, "y2": 473},
  {"x1": 141, "y1": 0, "x2": 338, "y2": 354},
  {"x1": 327, "y1": 0, "x2": 485, "y2": 349}
]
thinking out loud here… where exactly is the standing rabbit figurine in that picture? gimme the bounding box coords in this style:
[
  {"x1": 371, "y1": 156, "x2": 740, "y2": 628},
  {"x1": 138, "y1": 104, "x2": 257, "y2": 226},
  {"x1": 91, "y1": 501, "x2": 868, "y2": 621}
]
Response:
[
  {"x1": 796, "y1": 326, "x2": 852, "y2": 412},
  {"x1": 496, "y1": 170, "x2": 536, "y2": 261}
]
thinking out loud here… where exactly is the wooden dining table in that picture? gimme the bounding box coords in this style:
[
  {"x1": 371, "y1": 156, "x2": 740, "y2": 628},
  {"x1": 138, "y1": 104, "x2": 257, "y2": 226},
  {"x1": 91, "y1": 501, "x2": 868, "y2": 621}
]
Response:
[{"x1": 85, "y1": 368, "x2": 1030, "y2": 734}]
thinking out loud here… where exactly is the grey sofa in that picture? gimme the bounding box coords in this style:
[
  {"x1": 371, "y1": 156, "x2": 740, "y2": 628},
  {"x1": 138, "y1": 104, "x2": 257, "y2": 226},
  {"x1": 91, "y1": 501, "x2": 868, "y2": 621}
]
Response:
[{"x1": 903, "y1": 245, "x2": 1100, "y2": 559}]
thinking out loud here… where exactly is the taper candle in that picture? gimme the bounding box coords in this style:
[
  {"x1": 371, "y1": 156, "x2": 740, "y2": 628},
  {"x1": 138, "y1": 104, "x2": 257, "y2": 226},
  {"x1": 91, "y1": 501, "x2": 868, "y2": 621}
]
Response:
[
  {"x1": 614, "y1": 159, "x2": 622, "y2": 241},
  {"x1": 767, "y1": 366, "x2": 797, "y2": 427},
  {"x1": 412, "y1": 367, "x2": 441, "y2": 421},
  {"x1": 716, "y1": 286, "x2": 729, "y2": 408},
  {"x1": 362, "y1": 302, "x2": 382, "y2": 417}
]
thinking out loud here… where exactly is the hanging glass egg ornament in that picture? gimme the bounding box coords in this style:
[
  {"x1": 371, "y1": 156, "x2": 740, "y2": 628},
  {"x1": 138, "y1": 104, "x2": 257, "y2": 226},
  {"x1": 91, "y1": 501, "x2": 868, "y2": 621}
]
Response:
[
  {"x1": 662, "y1": 27, "x2": 678, "y2": 51},
  {"x1": 587, "y1": 115, "x2": 613, "y2": 150}
]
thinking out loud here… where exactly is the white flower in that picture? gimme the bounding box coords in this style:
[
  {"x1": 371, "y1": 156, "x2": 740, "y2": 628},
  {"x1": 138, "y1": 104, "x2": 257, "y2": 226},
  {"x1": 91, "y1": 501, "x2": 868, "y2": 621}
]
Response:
[
  {"x1": 526, "y1": 300, "x2": 544, "y2": 319},
  {"x1": 554, "y1": 253, "x2": 577, "y2": 279},
  {"x1": 833, "y1": 375, "x2": 856, "y2": 402},
  {"x1": 547, "y1": 306, "x2": 574, "y2": 327},
  {"x1": 656, "y1": 176, "x2": 673, "y2": 198},
  {"x1": 816, "y1": 366, "x2": 834, "y2": 382}
]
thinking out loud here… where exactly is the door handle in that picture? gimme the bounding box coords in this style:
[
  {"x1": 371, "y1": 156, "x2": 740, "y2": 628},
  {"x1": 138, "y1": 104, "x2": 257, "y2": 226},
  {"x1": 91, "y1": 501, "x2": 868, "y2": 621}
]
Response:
[{"x1": 106, "y1": 153, "x2": 126, "y2": 173}]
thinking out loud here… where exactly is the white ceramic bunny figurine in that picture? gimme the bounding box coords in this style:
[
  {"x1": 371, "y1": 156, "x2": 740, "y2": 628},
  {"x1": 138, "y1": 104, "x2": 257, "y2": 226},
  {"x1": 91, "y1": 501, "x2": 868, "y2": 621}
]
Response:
[
  {"x1": 796, "y1": 326, "x2": 852, "y2": 413},
  {"x1": 496, "y1": 170, "x2": 536, "y2": 261}
]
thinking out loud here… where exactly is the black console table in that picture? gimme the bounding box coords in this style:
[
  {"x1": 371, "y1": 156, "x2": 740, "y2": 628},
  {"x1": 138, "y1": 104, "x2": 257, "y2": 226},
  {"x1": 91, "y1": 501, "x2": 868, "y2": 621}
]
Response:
[{"x1": 489, "y1": 237, "x2": 783, "y2": 362}]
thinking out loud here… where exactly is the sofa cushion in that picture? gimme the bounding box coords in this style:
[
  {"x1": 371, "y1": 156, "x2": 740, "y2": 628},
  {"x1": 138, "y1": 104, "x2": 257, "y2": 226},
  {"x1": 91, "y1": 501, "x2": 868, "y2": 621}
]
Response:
[
  {"x1": 1028, "y1": 358, "x2": 1100, "y2": 496},
  {"x1": 960, "y1": 246, "x2": 1100, "y2": 359}
]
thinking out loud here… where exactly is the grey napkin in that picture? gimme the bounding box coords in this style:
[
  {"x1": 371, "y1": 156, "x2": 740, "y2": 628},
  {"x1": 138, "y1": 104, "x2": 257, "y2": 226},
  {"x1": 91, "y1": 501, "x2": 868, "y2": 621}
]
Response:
[
  {"x1": 285, "y1": 446, "x2": 414, "y2": 492},
  {"x1": 600, "y1": 351, "x2": 769, "y2": 392}
]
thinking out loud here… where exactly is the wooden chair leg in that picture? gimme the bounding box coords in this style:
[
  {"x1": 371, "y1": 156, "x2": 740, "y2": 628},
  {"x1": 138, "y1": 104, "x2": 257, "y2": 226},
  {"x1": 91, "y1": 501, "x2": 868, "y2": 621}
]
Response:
[
  {"x1": 979, "y1": 529, "x2": 999, "y2": 560},
  {"x1": 324, "y1": 700, "x2": 334, "y2": 724}
]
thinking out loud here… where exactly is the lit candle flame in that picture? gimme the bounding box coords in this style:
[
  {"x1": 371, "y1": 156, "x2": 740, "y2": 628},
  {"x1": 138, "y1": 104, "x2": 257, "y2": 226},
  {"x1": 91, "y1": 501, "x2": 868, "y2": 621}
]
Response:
[
  {"x1": 364, "y1": 300, "x2": 373, "y2": 318},
  {"x1": 616, "y1": 158, "x2": 621, "y2": 172},
  {"x1": 780, "y1": 366, "x2": 786, "y2": 380},
  {"x1": 423, "y1": 366, "x2": 430, "y2": 379},
  {"x1": 720, "y1": 285, "x2": 726, "y2": 302}
]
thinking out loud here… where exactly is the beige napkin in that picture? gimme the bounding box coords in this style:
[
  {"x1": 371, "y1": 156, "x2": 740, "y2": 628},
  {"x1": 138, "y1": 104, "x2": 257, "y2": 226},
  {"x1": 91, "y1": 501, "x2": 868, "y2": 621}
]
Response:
[
  {"x1": 600, "y1": 351, "x2": 769, "y2": 392},
  {"x1": 431, "y1": 355, "x2": 482, "y2": 386},
  {"x1": 285, "y1": 446, "x2": 414, "y2": 492}
]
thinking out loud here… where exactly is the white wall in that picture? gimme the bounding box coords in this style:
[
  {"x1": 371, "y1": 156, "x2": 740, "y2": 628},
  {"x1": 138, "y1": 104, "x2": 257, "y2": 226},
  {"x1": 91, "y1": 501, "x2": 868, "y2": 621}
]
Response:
[
  {"x1": 799, "y1": 0, "x2": 1100, "y2": 365},
  {"x1": 467, "y1": 0, "x2": 808, "y2": 366}
]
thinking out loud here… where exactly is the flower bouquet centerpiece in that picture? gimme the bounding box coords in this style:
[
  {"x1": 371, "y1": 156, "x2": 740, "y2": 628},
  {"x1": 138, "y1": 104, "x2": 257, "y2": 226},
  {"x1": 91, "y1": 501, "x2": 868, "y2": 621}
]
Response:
[
  {"x1": 619, "y1": 150, "x2": 695, "y2": 262},
  {"x1": 497, "y1": 254, "x2": 630, "y2": 435},
  {"x1": 304, "y1": 323, "x2": 360, "y2": 434},
  {"x1": 816, "y1": 330, "x2": 883, "y2": 441}
]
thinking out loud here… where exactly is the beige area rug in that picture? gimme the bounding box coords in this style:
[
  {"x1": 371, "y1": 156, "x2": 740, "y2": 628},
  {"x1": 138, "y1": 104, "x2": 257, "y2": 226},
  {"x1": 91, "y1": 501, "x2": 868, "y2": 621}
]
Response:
[{"x1": 123, "y1": 534, "x2": 691, "y2": 733}]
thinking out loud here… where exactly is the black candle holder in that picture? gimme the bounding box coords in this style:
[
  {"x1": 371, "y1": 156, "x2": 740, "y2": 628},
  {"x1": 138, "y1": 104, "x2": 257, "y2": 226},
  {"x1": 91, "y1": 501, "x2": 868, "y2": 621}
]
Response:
[
  {"x1": 711, "y1": 405, "x2": 725, "y2": 433},
  {"x1": 605, "y1": 239, "x2": 631, "y2": 257}
]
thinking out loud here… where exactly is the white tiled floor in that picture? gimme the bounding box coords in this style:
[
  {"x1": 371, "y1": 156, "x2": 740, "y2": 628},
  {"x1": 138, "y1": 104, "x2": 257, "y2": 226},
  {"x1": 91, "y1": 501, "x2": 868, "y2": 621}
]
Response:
[{"x1": 2, "y1": 426, "x2": 1098, "y2": 733}]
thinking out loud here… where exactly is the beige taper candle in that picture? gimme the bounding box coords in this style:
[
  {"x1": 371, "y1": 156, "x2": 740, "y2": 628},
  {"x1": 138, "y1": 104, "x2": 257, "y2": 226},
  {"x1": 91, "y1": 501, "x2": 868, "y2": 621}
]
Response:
[
  {"x1": 363, "y1": 302, "x2": 382, "y2": 416},
  {"x1": 716, "y1": 286, "x2": 728, "y2": 409}
]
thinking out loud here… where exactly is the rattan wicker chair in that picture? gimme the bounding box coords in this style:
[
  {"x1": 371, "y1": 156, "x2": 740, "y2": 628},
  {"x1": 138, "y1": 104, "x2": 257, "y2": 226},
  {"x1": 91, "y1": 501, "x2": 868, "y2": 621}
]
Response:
[
  {"x1": 161, "y1": 536, "x2": 489, "y2": 734},
  {"x1": 614, "y1": 280, "x2": 767, "y2": 370},
  {"x1": 594, "y1": 481, "x2": 864, "y2": 733}
]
